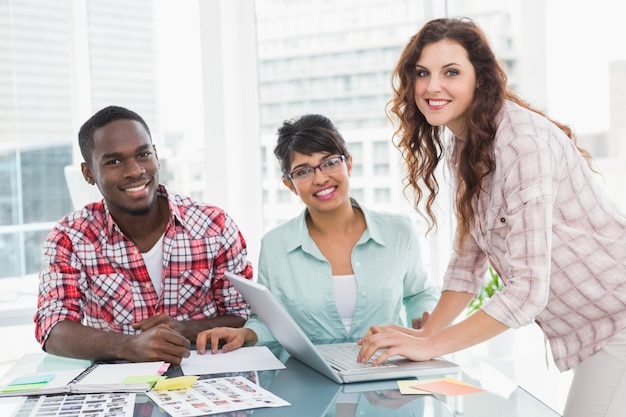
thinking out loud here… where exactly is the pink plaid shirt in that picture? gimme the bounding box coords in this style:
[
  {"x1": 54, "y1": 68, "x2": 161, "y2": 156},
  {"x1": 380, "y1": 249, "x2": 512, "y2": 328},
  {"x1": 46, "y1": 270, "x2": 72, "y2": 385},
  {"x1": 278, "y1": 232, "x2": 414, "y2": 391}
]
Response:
[
  {"x1": 443, "y1": 100, "x2": 626, "y2": 371},
  {"x1": 35, "y1": 185, "x2": 253, "y2": 346}
]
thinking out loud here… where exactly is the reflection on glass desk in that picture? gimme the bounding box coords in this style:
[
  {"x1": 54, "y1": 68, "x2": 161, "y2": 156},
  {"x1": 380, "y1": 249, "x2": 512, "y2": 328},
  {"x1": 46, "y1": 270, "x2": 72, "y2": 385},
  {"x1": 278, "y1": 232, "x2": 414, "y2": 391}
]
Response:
[{"x1": 0, "y1": 349, "x2": 561, "y2": 417}]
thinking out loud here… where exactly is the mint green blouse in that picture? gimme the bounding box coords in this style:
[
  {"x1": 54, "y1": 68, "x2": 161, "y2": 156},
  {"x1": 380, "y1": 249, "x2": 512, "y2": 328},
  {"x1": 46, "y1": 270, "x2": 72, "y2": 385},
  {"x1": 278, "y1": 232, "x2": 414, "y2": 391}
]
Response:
[{"x1": 245, "y1": 199, "x2": 440, "y2": 344}]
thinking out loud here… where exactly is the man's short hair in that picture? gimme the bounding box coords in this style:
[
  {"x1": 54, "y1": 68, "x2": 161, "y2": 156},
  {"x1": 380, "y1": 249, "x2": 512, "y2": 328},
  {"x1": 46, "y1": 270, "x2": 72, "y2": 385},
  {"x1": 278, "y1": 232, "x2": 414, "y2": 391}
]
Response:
[{"x1": 78, "y1": 106, "x2": 152, "y2": 165}]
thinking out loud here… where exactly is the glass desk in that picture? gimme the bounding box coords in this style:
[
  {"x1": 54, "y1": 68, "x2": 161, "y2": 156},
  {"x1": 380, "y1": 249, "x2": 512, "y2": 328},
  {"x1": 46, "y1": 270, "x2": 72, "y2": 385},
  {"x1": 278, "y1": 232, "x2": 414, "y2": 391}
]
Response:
[{"x1": 0, "y1": 349, "x2": 561, "y2": 417}]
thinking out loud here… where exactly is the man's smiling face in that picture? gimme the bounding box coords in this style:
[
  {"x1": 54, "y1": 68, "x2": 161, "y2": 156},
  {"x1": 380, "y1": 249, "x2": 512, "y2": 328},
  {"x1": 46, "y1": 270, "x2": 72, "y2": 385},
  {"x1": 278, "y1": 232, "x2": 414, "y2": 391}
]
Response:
[{"x1": 82, "y1": 119, "x2": 160, "y2": 218}]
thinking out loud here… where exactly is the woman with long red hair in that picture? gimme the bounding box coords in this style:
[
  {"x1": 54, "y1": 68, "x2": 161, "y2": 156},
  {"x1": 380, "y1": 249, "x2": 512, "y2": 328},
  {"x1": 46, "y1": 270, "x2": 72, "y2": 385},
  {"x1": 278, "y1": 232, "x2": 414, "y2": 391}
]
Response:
[{"x1": 358, "y1": 17, "x2": 626, "y2": 417}]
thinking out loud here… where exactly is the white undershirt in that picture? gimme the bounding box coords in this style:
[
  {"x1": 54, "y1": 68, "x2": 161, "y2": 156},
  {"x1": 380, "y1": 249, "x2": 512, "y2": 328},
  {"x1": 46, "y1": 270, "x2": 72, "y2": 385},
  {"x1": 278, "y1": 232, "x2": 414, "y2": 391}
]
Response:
[
  {"x1": 333, "y1": 274, "x2": 358, "y2": 333},
  {"x1": 141, "y1": 233, "x2": 165, "y2": 296}
]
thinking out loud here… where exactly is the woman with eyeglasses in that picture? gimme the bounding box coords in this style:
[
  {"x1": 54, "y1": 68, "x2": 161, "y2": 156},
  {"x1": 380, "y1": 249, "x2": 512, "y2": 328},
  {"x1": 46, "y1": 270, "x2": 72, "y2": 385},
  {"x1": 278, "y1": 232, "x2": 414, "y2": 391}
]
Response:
[{"x1": 196, "y1": 113, "x2": 439, "y2": 353}]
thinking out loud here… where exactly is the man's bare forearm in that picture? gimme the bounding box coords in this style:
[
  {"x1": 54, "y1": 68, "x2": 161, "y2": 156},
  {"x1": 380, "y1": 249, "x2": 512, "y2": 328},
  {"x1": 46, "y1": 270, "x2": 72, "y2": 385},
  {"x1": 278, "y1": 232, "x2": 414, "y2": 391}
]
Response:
[
  {"x1": 44, "y1": 320, "x2": 192, "y2": 364},
  {"x1": 44, "y1": 320, "x2": 135, "y2": 362}
]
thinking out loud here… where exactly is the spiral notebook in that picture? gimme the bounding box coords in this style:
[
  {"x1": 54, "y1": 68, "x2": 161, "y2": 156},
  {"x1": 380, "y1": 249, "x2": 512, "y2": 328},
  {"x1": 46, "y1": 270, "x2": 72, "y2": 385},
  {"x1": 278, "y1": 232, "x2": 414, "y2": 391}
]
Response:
[{"x1": 0, "y1": 361, "x2": 166, "y2": 397}]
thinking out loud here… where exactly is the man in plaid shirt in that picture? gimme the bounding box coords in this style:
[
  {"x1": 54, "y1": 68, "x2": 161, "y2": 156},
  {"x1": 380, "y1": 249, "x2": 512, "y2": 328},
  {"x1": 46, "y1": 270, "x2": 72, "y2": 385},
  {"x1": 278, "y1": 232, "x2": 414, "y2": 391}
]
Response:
[{"x1": 34, "y1": 106, "x2": 253, "y2": 365}]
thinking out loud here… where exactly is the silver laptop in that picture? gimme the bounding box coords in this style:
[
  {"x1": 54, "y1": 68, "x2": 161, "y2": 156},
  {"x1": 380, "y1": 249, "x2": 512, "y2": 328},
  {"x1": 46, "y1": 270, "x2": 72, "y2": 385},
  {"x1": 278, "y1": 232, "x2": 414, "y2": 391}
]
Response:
[{"x1": 225, "y1": 272, "x2": 459, "y2": 384}]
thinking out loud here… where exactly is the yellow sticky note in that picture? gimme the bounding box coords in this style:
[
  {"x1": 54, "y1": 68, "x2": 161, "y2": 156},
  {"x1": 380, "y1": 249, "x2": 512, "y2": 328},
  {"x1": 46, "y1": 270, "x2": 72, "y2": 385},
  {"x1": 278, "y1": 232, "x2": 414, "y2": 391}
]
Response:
[{"x1": 152, "y1": 376, "x2": 199, "y2": 391}]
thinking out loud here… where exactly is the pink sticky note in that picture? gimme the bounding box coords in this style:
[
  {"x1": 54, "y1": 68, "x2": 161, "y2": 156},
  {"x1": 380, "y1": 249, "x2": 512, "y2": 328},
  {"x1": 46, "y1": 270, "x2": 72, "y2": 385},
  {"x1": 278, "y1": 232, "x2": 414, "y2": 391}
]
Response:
[{"x1": 157, "y1": 363, "x2": 171, "y2": 375}]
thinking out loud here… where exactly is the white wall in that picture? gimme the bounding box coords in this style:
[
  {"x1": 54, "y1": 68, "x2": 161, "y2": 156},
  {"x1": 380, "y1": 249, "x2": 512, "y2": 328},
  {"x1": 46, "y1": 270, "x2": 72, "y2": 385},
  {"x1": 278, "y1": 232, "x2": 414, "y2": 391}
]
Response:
[{"x1": 199, "y1": 0, "x2": 264, "y2": 267}]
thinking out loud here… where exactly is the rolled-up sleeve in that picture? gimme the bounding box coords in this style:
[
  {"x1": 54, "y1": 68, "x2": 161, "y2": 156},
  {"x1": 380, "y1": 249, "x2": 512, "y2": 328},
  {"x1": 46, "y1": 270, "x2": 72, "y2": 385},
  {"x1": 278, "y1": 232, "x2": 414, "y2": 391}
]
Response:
[
  {"x1": 442, "y1": 230, "x2": 489, "y2": 297},
  {"x1": 482, "y1": 136, "x2": 554, "y2": 328}
]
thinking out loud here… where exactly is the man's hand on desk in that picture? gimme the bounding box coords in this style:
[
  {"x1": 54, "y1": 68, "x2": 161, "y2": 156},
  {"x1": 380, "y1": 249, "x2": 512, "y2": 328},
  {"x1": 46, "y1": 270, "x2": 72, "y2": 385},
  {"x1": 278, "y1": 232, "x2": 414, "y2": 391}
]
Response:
[{"x1": 125, "y1": 324, "x2": 191, "y2": 365}]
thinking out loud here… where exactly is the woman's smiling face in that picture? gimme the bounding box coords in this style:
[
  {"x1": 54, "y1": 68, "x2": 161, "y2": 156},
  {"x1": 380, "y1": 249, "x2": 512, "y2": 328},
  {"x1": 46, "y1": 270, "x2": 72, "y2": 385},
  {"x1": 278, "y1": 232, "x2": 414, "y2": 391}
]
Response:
[
  {"x1": 283, "y1": 151, "x2": 352, "y2": 214},
  {"x1": 413, "y1": 39, "x2": 477, "y2": 138}
]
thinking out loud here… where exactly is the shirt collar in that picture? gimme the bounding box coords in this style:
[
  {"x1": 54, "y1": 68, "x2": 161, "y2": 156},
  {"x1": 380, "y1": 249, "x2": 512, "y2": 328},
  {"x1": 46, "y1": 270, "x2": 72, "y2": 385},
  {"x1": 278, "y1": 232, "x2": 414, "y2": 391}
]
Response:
[{"x1": 285, "y1": 197, "x2": 384, "y2": 254}]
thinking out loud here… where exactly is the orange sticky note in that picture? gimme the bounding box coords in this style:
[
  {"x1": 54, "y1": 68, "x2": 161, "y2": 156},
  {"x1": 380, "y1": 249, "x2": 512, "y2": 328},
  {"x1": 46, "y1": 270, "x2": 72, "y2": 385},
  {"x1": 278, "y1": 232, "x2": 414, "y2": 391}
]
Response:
[
  {"x1": 397, "y1": 380, "x2": 431, "y2": 395},
  {"x1": 410, "y1": 378, "x2": 484, "y2": 396}
]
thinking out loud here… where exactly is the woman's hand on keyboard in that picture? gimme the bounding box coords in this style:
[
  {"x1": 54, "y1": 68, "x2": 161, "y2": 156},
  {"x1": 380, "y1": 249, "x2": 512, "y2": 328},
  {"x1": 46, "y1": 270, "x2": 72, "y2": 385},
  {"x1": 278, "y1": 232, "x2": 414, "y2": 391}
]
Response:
[{"x1": 356, "y1": 325, "x2": 436, "y2": 365}]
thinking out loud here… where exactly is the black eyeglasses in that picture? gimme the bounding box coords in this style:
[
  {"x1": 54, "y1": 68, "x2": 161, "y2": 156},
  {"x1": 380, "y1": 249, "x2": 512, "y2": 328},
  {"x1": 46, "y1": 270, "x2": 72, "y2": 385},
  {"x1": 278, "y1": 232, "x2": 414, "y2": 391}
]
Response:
[{"x1": 287, "y1": 155, "x2": 346, "y2": 183}]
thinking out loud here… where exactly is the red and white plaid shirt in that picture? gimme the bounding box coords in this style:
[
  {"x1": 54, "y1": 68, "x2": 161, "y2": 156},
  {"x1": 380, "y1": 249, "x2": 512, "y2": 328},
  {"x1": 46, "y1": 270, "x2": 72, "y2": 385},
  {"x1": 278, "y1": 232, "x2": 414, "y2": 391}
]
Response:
[
  {"x1": 443, "y1": 100, "x2": 626, "y2": 371},
  {"x1": 35, "y1": 185, "x2": 253, "y2": 346}
]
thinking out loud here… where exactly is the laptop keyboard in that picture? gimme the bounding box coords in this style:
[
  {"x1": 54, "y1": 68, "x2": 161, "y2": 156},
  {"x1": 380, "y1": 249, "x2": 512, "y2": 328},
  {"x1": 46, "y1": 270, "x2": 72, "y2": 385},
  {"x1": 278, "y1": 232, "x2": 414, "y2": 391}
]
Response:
[{"x1": 317, "y1": 344, "x2": 398, "y2": 372}]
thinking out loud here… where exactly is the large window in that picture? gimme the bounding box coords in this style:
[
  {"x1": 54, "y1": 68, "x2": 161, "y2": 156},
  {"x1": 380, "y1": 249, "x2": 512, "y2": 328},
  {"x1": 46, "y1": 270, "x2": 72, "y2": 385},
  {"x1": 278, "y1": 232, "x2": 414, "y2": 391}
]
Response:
[
  {"x1": 2, "y1": 0, "x2": 624, "y2": 279},
  {"x1": 0, "y1": 145, "x2": 72, "y2": 278}
]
